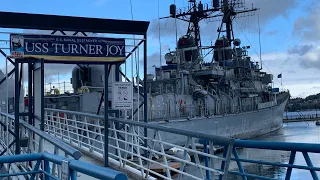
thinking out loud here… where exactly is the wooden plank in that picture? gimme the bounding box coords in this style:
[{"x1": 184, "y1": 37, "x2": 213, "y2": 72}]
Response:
[{"x1": 150, "y1": 162, "x2": 181, "y2": 173}]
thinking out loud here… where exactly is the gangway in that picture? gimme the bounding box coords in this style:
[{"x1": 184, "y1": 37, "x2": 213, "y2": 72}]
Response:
[
  {"x1": 42, "y1": 108, "x2": 320, "y2": 180},
  {"x1": 2, "y1": 107, "x2": 320, "y2": 179}
]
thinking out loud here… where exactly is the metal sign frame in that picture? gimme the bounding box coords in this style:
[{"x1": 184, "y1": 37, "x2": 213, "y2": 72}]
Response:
[
  {"x1": 0, "y1": 11, "x2": 149, "y2": 168},
  {"x1": 111, "y1": 82, "x2": 133, "y2": 109},
  {"x1": 9, "y1": 34, "x2": 127, "y2": 63}
]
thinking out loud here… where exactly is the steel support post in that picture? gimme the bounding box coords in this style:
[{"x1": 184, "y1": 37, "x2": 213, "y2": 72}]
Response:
[
  {"x1": 115, "y1": 63, "x2": 120, "y2": 127},
  {"x1": 104, "y1": 64, "x2": 109, "y2": 167},
  {"x1": 40, "y1": 59, "x2": 44, "y2": 131},
  {"x1": 32, "y1": 63, "x2": 35, "y2": 119},
  {"x1": 143, "y1": 34, "x2": 148, "y2": 156},
  {"x1": 14, "y1": 62, "x2": 20, "y2": 154},
  {"x1": 28, "y1": 62, "x2": 33, "y2": 125}
]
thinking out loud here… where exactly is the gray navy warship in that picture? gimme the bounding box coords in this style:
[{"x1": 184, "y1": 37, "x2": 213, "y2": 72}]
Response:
[{"x1": 40, "y1": 0, "x2": 290, "y2": 142}]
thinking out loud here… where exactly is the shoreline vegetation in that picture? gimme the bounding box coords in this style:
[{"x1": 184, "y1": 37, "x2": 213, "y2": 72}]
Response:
[{"x1": 286, "y1": 93, "x2": 320, "y2": 112}]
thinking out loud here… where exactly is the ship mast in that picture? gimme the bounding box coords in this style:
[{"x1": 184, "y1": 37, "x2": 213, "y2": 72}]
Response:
[
  {"x1": 222, "y1": 0, "x2": 234, "y2": 46},
  {"x1": 161, "y1": 0, "x2": 258, "y2": 49},
  {"x1": 160, "y1": 0, "x2": 220, "y2": 47},
  {"x1": 216, "y1": 0, "x2": 259, "y2": 47}
]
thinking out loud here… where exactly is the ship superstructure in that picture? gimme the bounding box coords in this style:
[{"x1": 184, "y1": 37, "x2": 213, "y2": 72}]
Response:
[
  {"x1": 43, "y1": 0, "x2": 289, "y2": 140},
  {"x1": 144, "y1": 0, "x2": 288, "y2": 121}
]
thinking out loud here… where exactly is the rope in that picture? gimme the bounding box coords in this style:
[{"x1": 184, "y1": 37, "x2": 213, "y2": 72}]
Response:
[
  {"x1": 158, "y1": 0, "x2": 162, "y2": 70},
  {"x1": 129, "y1": 0, "x2": 137, "y2": 78},
  {"x1": 127, "y1": 0, "x2": 135, "y2": 82},
  {"x1": 258, "y1": 11, "x2": 262, "y2": 69},
  {"x1": 129, "y1": 0, "x2": 136, "y2": 122},
  {"x1": 129, "y1": 0, "x2": 134, "y2": 21},
  {"x1": 174, "y1": 0, "x2": 178, "y2": 43},
  {"x1": 174, "y1": 0, "x2": 179, "y2": 66}
]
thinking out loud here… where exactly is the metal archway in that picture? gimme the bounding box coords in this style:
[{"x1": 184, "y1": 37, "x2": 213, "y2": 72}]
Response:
[{"x1": 0, "y1": 11, "x2": 149, "y2": 167}]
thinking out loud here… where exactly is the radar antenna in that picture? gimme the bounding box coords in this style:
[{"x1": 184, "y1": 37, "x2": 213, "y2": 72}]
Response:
[
  {"x1": 161, "y1": 0, "x2": 258, "y2": 48},
  {"x1": 213, "y1": 0, "x2": 259, "y2": 46},
  {"x1": 161, "y1": 0, "x2": 220, "y2": 47}
]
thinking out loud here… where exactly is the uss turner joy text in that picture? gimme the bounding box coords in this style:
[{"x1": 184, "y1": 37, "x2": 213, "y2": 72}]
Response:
[{"x1": 10, "y1": 34, "x2": 126, "y2": 63}]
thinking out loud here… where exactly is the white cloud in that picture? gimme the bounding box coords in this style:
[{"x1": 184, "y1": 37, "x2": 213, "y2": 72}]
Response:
[
  {"x1": 148, "y1": 0, "x2": 299, "y2": 41},
  {"x1": 289, "y1": 45, "x2": 320, "y2": 70},
  {"x1": 0, "y1": 59, "x2": 74, "y2": 83},
  {"x1": 293, "y1": 1, "x2": 320, "y2": 41},
  {"x1": 259, "y1": 44, "x2": 320, "y2": 97},
  {"x1": 285, "y1": 83, "x2": 320, "y2": 98}
]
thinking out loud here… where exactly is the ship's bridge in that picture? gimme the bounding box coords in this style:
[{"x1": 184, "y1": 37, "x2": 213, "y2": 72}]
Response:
[
  {"x1": 193, "y1": 62, "x2": 224, "y2": 79},
  {"x1": 155, "y1": 64, "x2": 178, "y2": 80}
]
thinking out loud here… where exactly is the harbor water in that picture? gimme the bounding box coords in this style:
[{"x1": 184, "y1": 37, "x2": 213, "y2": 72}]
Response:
[
  {"x1": 226, "y1": 121, "x2": 320, "y2": 180},
  {"x1": 179, "y1": 120, "x2": 320, "y2": 180}
]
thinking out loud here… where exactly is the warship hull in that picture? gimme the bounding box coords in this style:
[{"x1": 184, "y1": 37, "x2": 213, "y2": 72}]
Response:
[{"x1": 150, "y1": 96, "x2": 288, "y2": 146}]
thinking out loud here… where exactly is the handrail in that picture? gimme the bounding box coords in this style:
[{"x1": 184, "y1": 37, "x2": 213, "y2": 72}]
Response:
[
  {"x1": 0, "y1": 152, "x2": 127, "y2": 180},
  {"x1": 0, "y1": 112, "x2": 82, "y2": 160},
  {"x1": 45, "y1": 108, "x2": 235, "y2": 146},
  {"x1": 45, "y1": 108, "x2": 234, "y2": 179},
  {"x1": 0, "y1": 153, "x2": 43, "y2": 163},
  {"x1": 0, "y1": 111, "x2": 14, "y2": 119},
  {"x1": 44, "y1": 107, "x2": 320, "y2": 180},
  {"x1": 46, "y1": 107, "x2": 320, "y2": 152},
  {"x1": 234, "y1": 139, "x2": 320, "y2": 153},
  {"x1": 42, "y1": 153, "x2": 127, "y2": 180},
  {"x1": 20, "y1": 121, "x2": 82, "y2": 159},
  {"x1": 231, "y1": 140, "x2": 320, "y2": 179}
]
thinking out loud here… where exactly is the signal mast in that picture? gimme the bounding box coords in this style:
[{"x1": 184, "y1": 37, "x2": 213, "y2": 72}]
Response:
[{"x1": 160, "y1": 0, "x2": 258, "y2": 48}]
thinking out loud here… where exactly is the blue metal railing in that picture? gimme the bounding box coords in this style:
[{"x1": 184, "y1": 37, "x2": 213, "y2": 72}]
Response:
[
  {"x1": 227, "y1": 140, "x2": 320, "y2": 180},
  {"x1": 3, "y1": 108, "x2": 320, "y2": 179},
  {"x1": 0, "y1": 111, "x2": 82, "y2": 159},
  {"x1": 0, "y1": 152, "x2": 127, "y2": 180},
  {"x1": 44, "y1": 108, "x2": 320, "y2": 180}
]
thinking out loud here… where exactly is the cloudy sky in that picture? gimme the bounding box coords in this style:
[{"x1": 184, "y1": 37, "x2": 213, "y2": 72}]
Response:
[{"x1": 0, "y1": 0, "x2": 319, "y2": 97}]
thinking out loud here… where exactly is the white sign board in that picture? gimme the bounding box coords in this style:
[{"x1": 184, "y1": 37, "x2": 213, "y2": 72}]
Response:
[{"x1": 112, "y1": 82, "x2": 133, "y2": 109}]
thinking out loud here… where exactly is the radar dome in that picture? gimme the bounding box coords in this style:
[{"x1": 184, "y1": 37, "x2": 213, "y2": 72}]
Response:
[
  {"x1": 234, "y1": 38, "x2": 241, "y2": 46},
  {"x1": 177, "y1": 35, "x2": 196, "y2": 49},
  {"x1": 165, "y1": 53, "x2": 175, "y2": 63}
]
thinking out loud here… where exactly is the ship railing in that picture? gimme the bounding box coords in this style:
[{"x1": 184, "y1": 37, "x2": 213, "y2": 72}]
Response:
[
  {"x1": 44, "y1": 81, "x2": 73, "y2": 95},
  {"x1": 229, "y1": 140, "x2": 320, "y2": 180},
  {"x1": 45, "y1": 108, "x2": 235, "y2": 180},
  {"x1": 0, "y1": 111, "x2": 82, "y2": 180},
  {"x1": 0, "y1": 152, "x2": 127, "y2": 180},
  {"x1": 283, "y1": 112, "x2": 319, "y2": 121},
  {"x1": 276, "y1": 91, "x2": 290, "y2": 105}
]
